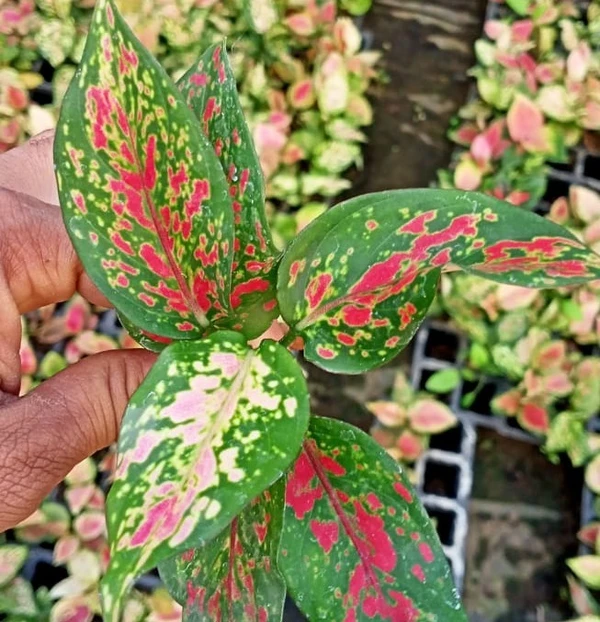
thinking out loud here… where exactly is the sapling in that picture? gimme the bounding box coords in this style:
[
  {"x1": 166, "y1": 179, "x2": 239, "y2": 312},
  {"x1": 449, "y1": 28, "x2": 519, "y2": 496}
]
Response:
[{"x1": 53, "y1": 1, "x2": 600, "y2": 619}]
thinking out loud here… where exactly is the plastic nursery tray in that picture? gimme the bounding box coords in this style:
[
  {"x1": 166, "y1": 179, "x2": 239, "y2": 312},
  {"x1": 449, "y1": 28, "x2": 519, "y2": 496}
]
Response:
[{"x1": 409, "y1": 320, "x2": 542, "y2": 594}]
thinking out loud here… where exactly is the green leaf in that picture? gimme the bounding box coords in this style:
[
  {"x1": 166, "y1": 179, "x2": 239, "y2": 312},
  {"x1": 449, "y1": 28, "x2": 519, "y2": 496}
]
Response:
[
  {"x1": 55, "y1": 0, "x2": 234, "y2": 341},
  {"x1": 469, "y1": 342, "x2": 490, "y2": 370},
  {"x1": 341, "y1": 0, "x2": 372, "y2": 15},
  {"x1": 159, "y1": 479, "x2": 286, "y2": 622},
  {"x1": 277, "y1": 189, "x2": 600, "y2": 373},
  {"x1": 178, "y1": 43, "x2": 280, "y2": 339},
  {"x1": 544, "y1": 412, "x2": 589, "y2": 467},
  {"x1": 424, "y1": 369, "x2": 460, "y2": 394},
  {"x1": 38, "y1": 351, "x2": 67, "y2": 379},
  {"x1": 561, "y1": 298, "x2": 584, "y2": 321},
  {"x1": 117, "y1": 311, "x2": 171, "y2": 352},
  {"x1": 461, "y1": 368, "x2": 477, "y2": 382},
  {"x1": 461, "y1": 391, "x2": 476, "y2": 409},
  {"x1": 568, "y1": 556, "x2": 600, "y2": 590},
  {"x1": 101, "y1": 331, "x2": 309, "y2": 620},
  {"x1": 280, "y1": 416, "x2": 465, "y2": 622},
  {"x1": 506, "y1": 0, "x2": 531, "y2": 15},
  {"x1": 0, "y1": 546, "x2": 28, "y2": 588}
]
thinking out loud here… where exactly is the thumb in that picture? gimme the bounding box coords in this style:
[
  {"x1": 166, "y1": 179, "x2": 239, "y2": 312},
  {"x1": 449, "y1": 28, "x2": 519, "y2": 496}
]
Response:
[
  {"x1": 0, "y1": 349, "x2": 156, "y2": 532},
  {"x1": 0, "y1": 130, "x2": 57, "y2": 205}
]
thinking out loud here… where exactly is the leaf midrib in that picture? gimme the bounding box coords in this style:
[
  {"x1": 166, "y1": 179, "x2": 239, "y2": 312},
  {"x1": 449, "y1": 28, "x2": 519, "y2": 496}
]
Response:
[
  {"x1": 177, "y1": 349, "x2": 255, "y2": 505},
  {"x1": 125, "y1": 349, "x2": 255, "y2": 578},
  {"x1": 129, "y1": 126, "x2": 210, "y2": 328},
  {"x1": 303, "y1": 440, "x2": 389, "y2": 605},
  {"x1": 226, "y1": 517, "x2": 238, "y2": 622}
]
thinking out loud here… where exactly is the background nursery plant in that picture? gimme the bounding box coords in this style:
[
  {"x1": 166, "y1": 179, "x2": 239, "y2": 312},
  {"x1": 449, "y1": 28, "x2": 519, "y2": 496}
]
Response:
[
  {"x1": 422, "y1": 1, "x2": 600, "y2": 616},
  {"x1": 52, "y1": 0, "x2": 600, "y2": 619},
  {"x1": 0, "y1": 0, "x2": 379, "y2": 226}
]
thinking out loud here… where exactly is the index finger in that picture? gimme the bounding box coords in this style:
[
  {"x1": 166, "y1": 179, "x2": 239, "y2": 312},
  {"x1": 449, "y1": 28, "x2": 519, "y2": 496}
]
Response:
[
  {"x1": 0, "y1": 188, "x2": 110, "y2": 312},
  {"x1": 0, "y1": 188, "x2": 111, "y2": 394}
]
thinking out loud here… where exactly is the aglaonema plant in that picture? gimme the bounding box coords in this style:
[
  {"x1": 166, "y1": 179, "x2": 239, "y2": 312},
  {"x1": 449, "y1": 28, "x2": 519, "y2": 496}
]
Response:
[{"x1": 53, "y1": 1, "x2": 600, "y2": 620}]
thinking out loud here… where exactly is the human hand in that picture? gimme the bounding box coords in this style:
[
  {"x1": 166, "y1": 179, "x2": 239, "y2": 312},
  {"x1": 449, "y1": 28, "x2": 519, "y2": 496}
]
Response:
[{"x1": 0, "y1": 131, "x2": 156, "y2": 531}]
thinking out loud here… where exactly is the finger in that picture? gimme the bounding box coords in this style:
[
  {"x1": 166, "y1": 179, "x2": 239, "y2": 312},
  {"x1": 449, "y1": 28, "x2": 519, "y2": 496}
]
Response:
[
  {"x1": 0, "y1": 274, "x2": 21, "y2": 395},
  {"x1": 0, "y1": 349, "x2": 156, "y2": 532},
  {"x1": 0, "y1": 187, "x2": 112, "y2": 394},
  {"x1": 0, "y1": 187, "x2": 110, "y2": 312},
  {"x1": 0, "y1": 130, "x2": 57, "y2": 205}
]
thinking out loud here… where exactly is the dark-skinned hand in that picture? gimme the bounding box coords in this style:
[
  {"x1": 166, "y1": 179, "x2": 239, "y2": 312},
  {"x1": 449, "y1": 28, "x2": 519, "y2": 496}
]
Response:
[{"x1": 0, "y1": 131, "x2": 156, "y2": 531}]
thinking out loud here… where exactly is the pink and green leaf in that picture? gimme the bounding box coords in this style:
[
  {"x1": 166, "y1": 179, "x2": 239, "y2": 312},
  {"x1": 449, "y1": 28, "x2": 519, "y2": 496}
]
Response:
[
  {"x1": 567, "y1": 575, "x2": 600, "y2": 616},
  {"x1": 396, "y1": 430, "x2": 425, "y2": 462},
  {"x1": 0, "y1": 546, "x2": 28, "y2": 588},
  {"x1": 407, "y1": 399, "x2": 457, "y2": 434},
  {"x1": 65, "y1": 458, "x2": 97, "y2": 486},
  {"x1": 517, "y1": 402, "x2": 550, "y2": 434},
  {"x1": 279, "y1": 416, "x2": 465, "y2": 622},
  {"x1": 277, "y1": 189, "x2": 600, "y2": 373},
  {"x1": 55, "y1": 0, "x2": 235, "y2": 340},
  {"x1": 19, "y1": 331, "x2": 37, "y2": 375},
  {"x1": 117, "y1": 311, "x2": 172, "y2": 352},
  {"x1": 54, "y1": 536, "x2": 80, "y2": 565},
  {"x1": 578, "y1": 522, "x2": 600, "y2": 549},
  {"x1": 159, "y1": 479, "x2": 286, "y2": 622},
  {"x1": 507, "y1": 94, "x2": 549, "y2": 153},
  {"x1": 366, "y1": 401, "x2": 405, "y2": 427},
  {"x1": 101, "y1": 331, "x2": 309, "y2": 620},
  {"x1": 50, "y1": 597, "x2": 94, "y2": 622},
  {"x1": 568, "y1": 556, "x2": 600, "y2": 590},
  {"x1": 65, "y1": 483, "x2": 96, "y2": 515},
  {"x1": 74, "y1": 511, "x2": 106, "y2": 541},
  {"x1": 454, "y1": 157, "x2": 482, "y2": 191},
  {"x1": 177, "y1": 43, "x2": 280, "y2": 339},
  {"x1": 15, "y1": 502, "x2": 70, "y2": 543}
]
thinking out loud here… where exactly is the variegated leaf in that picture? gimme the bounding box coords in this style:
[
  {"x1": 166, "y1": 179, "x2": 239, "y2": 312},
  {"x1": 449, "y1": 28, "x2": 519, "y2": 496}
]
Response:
[
  {"x1": 55, "y1": 0, "x2": 234, "y2": 340},
  {"x1": 159, "y1": 479, "x2": 286, "y2": 622},
  {"x1": 280, "y1": 416, "x2": 465, "y2": 621},
  {"x1": 246, "y1": 0, "x2": 279, "y2": 33},
  {"x1": 0, "y1": 577, "x2": 37, "y2": 618},
  {"x1": 117, "y1": 311, "x2": 171, "y2": 352},
  {"x1": 0, "y1": 546, "x2": 28, "y2": 588},
  {"x1": 277, "y1": 189, "x2": 600, "y2": 373},
  {"x1": 101, "y1": 331, "x2": 309, "y2": 620},
  {"x1": 178, "y1": 43, "x2": 280, "y2": 339}
]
